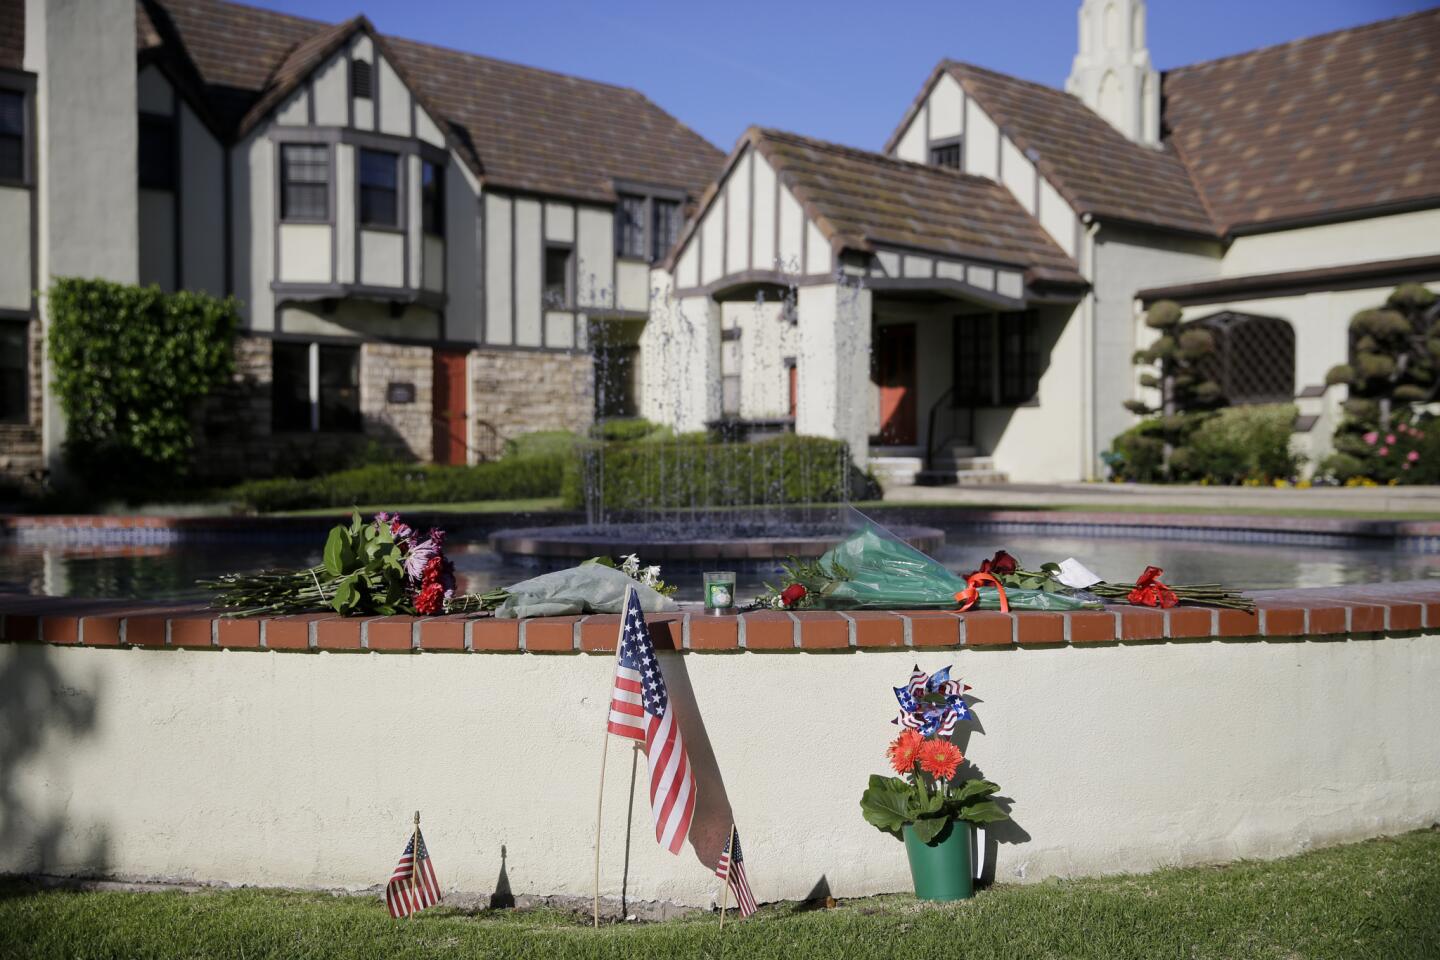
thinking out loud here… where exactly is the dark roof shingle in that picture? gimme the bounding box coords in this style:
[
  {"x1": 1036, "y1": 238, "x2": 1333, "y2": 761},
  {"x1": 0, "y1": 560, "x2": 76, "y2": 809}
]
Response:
[
  {"x1": 746, "y1": 128, "x2": 1083, "y2": 285},
  {"x1": 1163, "y1": 8, "x2": 1440, "y2": 233},
  {"x1": 141, "y1": 0, "x2": 721, "y2": 201},
  {"x1": 933, "y1": 61, "x2": 1215, "y2": 236}
]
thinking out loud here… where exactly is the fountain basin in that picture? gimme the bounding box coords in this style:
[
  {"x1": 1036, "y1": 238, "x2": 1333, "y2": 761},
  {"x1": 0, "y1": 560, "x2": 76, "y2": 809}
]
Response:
[{"x1": 489, "y1": 523, "x2": 945, "y2": 568}]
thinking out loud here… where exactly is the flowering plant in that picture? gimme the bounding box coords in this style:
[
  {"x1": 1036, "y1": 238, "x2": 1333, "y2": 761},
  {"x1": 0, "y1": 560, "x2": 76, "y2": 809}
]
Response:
[
  {"x1": 587, "y1": 553, "x2": 678, "y2": 597},
  {"x1": 860, "y1": 665, "x2": 1008, "y2": 844},
  {"x1": 974, "y1": 549, "x2": 1255, "y2": 612},
  {"x1": 201, "y1": 511, "x2": 487, "y2": 617}
]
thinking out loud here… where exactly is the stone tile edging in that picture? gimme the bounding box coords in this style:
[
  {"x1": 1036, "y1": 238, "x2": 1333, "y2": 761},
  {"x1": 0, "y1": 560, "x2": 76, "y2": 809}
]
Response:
[{"x1": 2, "y1": 583, "x2": 1438, "y2": 652}]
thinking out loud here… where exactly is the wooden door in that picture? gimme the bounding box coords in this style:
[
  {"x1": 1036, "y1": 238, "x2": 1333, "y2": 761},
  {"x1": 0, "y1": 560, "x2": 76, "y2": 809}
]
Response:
[
  {"x1": 432, "y1": 349, "x2": 469, "y2": 465},
  {"x1": 876, "y1": 324, "x2": 917, "y2": 445}
]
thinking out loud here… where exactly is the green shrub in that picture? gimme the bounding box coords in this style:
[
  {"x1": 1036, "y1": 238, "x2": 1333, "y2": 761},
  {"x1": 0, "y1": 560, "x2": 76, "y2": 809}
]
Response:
[
  {"x1": 561, "y1": 435, "x2": 853, "y2": 510},
  {"x1": 1105, "y1": 418, "x2": 1168, "y2": 482},
  {"x1": 502, "y1": 430, "x2": 580, "y2": 460},
  {"x1": 1172, "y1": 403, "x2": 1301, "y2": 483},
  {"x1": 47, "y1": 278, "x2": 237, "y2": 493},
  {"x1": 229, "y1": 454, "x2": 567, "y2": 512},
  {"x1": 587, "y1": 418, "x2": 672, "y2": 443}
]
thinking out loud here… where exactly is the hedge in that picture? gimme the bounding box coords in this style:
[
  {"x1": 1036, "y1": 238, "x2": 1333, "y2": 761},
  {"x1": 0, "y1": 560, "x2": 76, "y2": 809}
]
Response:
[
  {"x1": 229, "y1": 454, "x2": 567, "y2": 513},
  {"x1": 47, "y1": 278, "x2": 237, "y2": 492},
  {"x1": 561, "y1": 435, "x2": 854, "y2": 511}
]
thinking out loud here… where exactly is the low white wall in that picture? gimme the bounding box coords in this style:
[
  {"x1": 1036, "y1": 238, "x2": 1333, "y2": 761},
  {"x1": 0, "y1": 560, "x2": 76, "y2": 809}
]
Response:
[{"x1": 3, "y1": 637, "x2": 1437, "y2": 907}]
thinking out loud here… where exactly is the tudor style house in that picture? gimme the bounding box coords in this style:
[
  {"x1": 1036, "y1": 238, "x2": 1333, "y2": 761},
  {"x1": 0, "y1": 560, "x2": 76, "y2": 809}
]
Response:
[
  {"x1": 644, "y1": 1, "x2": 1440, "y2": 483},
  {"x1": 0, "y1": 0, "x2": 719, "y2": 484}
]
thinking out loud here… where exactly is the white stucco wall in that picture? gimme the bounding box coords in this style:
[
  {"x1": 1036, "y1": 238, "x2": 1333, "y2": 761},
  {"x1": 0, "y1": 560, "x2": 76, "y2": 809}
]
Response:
[
  {"x1": 1220, "y1": 209, "x2": 1440, "y2": 277},
  {"x1": 179, "y1": 103, "x2": 225, "y2": 295},
  {"x1": 483, "y1": 193, "x2": 513, "y2": 345},
  {"x1": 797, "y1": 282, "x2": 872, "y2": 461},
  {"x1": 5, "y1": 636, "x2": 1436, "y2": 906},
  {"x1": 137, "y1": 189, "x2": 176, "y2": 290},
  {"x1": 640, "y1": 274, "x2": 718, "y2": 432}
]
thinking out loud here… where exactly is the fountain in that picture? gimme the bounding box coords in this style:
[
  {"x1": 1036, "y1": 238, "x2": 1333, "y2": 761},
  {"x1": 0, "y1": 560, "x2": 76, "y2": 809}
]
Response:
[{"x1": 489, "y1": 262, "x2": 944, "y2": 570}]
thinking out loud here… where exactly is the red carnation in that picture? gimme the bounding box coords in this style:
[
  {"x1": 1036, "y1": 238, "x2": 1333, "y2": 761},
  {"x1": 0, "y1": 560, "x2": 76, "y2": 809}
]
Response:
[
  {"x1": 780, "y1": 583, "x2": 808, "y2": 608},
  {"x1": 422, "y1": 555, "x2": 444, "y2": 584},
  {"x1": 414, "y1": 581, "x2": 445, "y2": 616}
]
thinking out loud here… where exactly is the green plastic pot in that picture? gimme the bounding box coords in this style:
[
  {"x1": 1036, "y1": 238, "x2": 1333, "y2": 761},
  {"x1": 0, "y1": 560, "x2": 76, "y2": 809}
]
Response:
[{"x1": 902, "y1": 820, "x2": 973, "y2": 901}]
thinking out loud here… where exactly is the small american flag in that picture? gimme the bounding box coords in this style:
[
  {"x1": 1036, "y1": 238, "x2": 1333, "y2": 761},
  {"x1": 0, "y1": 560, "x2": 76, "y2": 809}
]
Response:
[
  {"x1": 385, "y1": 824, "x2": 442, "y2": 919},
  {"x1": 607, "y1": 587, "x2": 696, "y2": 855},
  {"x1": 716, "y1": 826, "x2": 757, "y2": 917}
]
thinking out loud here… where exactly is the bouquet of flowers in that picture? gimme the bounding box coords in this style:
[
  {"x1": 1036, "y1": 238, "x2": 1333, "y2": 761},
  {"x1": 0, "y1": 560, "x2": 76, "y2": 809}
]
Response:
[
  {"x1": 201, "y1": 511, "x2": 677, "y2": 618},
  {"x1": 860, "y1": 665, "x2": 1009, "y2": 845},
  {"x1": 978, "y1": 551, "x2": 1254, "y2": 612}
]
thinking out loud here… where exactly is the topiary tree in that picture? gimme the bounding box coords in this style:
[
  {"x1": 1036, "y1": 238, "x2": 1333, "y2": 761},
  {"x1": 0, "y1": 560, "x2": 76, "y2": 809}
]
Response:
[
  {"x1": 1116, "y1": 300, "x2": 1225, "y2": 474},
  {"x1": 1325, "y1": 283, "x2": 1440, "y2": 431},
  {"x1": 48, "y1": 278, "x2": 238, "y2": 495}
]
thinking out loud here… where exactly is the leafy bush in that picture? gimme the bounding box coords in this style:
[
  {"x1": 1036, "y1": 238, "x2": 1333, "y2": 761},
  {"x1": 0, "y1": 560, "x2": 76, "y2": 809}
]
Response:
[
  {"x1": 229, "y1": 454, "x2": 567, "y2": 512},
  {"x1": 587, "y1": 418, "x2": 672, "y2": 443},
  {"x1": 562, "y1": 435, "x2": 854, "y2": 510},
  {"x1": 502, "y1": 430, "x2": 581, "y2": 460},
  {"x1": 1169, "y1": 404, "x2": 1301, "y2": 484},
  {"x1": 1105, "y1": 418, "x2": 1168, "y2": 482},
  {"x1": 1322, "y1": 415, "x2": 1440, "y2": 485},
  {"x1": 47, "y1": 278, "x2": 237, "y2": 493}
]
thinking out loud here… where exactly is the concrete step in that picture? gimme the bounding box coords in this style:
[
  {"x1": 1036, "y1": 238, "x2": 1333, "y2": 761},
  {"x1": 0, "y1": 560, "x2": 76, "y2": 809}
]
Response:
[{"x1": 869, "y1": 456, "x2": 923, "y2": 486}]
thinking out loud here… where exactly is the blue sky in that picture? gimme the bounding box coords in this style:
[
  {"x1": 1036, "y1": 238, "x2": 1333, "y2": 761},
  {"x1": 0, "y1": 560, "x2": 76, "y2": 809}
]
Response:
[{"x1": 245, "y1": 0, "x2": 1432, "y2": 152}]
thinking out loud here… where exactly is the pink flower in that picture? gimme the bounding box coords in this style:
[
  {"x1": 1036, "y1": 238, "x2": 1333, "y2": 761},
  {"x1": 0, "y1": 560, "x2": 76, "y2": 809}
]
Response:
[
  {"x1": 1403, "y1": 463, "x2": 1412, "y2": 471},
  {"x1": 1379, "y1": 447, "x2": 1390, "y2": 456},
  {"x1": 1386, "y1": 434, "x2": 1397, "y2": 445},
  {"x1": 403, "y1": 537, "x2": 440, "y2": 580},
  {"x1": 1408, "y1": 450, "x2": 1420, "y2": 462},
  {"x1": 1363, "y1": 432, "x2": 1378, "y2": 444}
]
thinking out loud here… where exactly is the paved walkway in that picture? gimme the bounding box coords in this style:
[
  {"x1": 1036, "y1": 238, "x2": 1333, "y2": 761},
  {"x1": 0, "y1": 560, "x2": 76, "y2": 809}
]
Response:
[{"x1": 880, "y1": 481, "x2": 1440, "y2": 514}]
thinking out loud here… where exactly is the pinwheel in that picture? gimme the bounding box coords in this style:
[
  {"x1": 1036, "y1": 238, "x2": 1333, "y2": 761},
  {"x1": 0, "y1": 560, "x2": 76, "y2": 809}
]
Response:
[{"x1": 893, "y1": 664, "x2": 972, "y2": 737}]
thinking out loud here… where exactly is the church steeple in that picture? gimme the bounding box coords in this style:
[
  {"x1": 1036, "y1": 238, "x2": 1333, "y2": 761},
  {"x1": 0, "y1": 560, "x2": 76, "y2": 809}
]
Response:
[{"x1": 1065, "y1": 0, "x2": 1161, "y2": 147}]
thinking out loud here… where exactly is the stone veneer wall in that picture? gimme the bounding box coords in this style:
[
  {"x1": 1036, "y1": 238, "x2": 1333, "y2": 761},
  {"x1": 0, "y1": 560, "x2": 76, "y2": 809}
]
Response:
[
  {"x1": 194, "y1": 335, "x2": 275, "y2": 480},
  {"x1": 471, "y1": 348, "x2": 593, "y2": 452},
  {"x1": 360, "y1": 342, "x2": 433, "y2": 462},
  {"x1": 0, "y1": 316, "x2": 44, "y2": 489}
]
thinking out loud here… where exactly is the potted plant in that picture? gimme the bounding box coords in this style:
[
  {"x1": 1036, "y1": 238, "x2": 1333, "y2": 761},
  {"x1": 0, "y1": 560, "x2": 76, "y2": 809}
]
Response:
[{"x1": 859, "y1": 666, "x2": 1009, "y2": 901}]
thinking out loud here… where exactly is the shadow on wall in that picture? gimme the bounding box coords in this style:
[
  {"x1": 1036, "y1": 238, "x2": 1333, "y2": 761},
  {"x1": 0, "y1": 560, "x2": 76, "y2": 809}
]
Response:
[
  {"x1": 950, "y1": 693, "x2": 1030, "y2": 888},
  {"x1": 0, "y1": 645, "x2": 109, "y2": 880}
]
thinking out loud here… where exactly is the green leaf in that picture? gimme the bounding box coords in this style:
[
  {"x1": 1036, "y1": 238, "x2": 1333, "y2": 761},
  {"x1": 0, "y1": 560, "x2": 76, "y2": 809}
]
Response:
[
  {"x1": 859, "y1": 775, "x2": 914, "y2": 839},
  {"x1": 910, "y1": 815, "x2": 950, "y2": 845},
  {"x1": 950, "y1": 779, "x2": 1001, "y2": 805},
  {"x1": 332, "y1": 579, "x2": 357, "y2": 615},
  {"x1": 956, "y1": 800, "x2": 1009, "y2": 824},
  {"x1": 322, "y1": 527, "x2": 347, "y2": 578}
]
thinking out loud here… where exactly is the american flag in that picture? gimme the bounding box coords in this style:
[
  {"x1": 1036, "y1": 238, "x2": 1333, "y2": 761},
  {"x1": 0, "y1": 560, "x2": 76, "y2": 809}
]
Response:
[
  {"x1": 385, "y1": 826, "x2": 442, "y2": 919},
  {"x1": 715, "y1": 826, "x2": 757, "y2": 917},
  {"x1": 607, "y1": 587, "x2": 696, "y2": 855}
]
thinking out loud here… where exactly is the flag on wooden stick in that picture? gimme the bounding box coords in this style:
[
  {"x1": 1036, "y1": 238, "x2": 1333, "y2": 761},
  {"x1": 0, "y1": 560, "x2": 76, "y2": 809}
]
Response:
[
  {"x1": 716, "y1": 825, "x2": 757, "y2": 918},
  {"x1": 385, "y1": 813, "x2": 442, "y2": 919},
  {"x1": 607, "y1": 587, "x2": 696, "y2": 855}
]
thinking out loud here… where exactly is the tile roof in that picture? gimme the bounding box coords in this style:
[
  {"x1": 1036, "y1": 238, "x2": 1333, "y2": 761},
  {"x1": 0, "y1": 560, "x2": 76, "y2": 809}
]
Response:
[
  {"x1": 0, "y1": 0, "x2": 23, "y2": 72},
  {"x1": 887, "y1": 60, "x2": 1216, "y2": 237},
  {"x1": 734, "y1": 128, "x2": 1084, "y2": 286},
  {"x1": 1163, "y1": 8, "x2": 1440, "y2": 234},
  {"x1": 139, "y1": 0, "x2": 721, "y2": 202}
]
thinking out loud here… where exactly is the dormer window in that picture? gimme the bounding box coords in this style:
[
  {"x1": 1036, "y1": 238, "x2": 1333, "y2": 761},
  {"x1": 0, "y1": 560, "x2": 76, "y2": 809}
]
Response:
[
  {"x1": 616, "y1": 191, "x2": 684, "y2": 263},
  {"x1": 351, "y1": 59, "x2": 373, "y2": 100},
  {"x1": 929, "y1": 137, "x2": 962, "y2": 171}
]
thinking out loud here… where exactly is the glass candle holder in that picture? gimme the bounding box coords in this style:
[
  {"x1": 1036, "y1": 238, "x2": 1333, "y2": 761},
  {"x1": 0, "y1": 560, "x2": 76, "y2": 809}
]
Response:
[{"x1": 703, "y1": 571, "x2": 737, "y2": 614}]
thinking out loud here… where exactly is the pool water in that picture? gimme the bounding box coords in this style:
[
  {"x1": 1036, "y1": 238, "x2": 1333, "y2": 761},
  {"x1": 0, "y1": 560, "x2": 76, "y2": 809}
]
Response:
[{"x1": 2, "y1": 532, "x2": 1435, "y2": 604}]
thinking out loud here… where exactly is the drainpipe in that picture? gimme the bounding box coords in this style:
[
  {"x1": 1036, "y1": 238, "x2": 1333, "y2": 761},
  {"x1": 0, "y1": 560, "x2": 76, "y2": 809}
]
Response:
[{"x1": 1080, "y1": 215, "x2": 1100, "y2": 480}]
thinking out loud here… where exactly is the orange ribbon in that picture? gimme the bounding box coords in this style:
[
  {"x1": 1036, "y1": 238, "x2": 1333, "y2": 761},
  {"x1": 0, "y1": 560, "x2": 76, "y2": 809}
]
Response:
[{"x1": 955, "y1": 571, "x2": 1009, "y2": 613}]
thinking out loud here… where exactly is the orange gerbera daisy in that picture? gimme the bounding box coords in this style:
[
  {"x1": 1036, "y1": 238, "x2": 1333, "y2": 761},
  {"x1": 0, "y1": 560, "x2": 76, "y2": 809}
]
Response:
[
  {"x1": 917, "y1": 739, "x2": 964, "y2": 781},
  {"x1": 886, "y1": 729, "x2": 924, "y2": 774}
]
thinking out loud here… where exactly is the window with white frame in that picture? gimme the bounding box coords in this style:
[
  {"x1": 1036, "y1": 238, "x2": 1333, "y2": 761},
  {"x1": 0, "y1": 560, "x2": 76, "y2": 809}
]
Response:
[
  {"x1": 272, "y1": 341, "x2": 361, "y2": 433},
  {"x1": 280, "y1": 143, "x2": 329, "y2": 221}
]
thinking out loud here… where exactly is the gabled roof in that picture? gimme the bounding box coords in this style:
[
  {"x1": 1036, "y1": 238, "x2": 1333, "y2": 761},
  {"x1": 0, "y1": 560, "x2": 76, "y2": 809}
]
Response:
[
  {"x1": 885, "y1": 60, "x2": 1215, "y2": 237},
  {"x1": 137, "y1": 0, "x2": 721, "y2": 202},
  {"x1": 672, "y1": 127, "x2": 1083, "y2": 287},
  {"x1": 0, "y1": 0, "x2": 23, "y2": 72},
  {"x1": 1163, "y1": 7, "x2": 1440, "y2": 234}
]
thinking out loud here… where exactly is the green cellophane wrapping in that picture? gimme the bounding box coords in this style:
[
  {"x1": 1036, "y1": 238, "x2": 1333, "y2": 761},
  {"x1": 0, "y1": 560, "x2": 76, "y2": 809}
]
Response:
[{"x1": 808, "y1": 527, "x2": 1096, "y2": 611}]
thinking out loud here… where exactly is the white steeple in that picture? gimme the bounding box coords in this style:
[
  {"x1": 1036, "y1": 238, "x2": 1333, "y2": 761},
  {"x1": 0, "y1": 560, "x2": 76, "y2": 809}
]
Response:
[{"x1": 1065, "y1": 0, "x2": 1161, "y2": 147}]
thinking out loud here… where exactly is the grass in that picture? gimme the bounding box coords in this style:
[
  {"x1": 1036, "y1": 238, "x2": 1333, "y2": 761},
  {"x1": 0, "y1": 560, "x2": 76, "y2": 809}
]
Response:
[
  {"x1": 862, "y1": 501, "x2": 1440, "y2": 521},
  {"x1": 2, "y1": 830, "x2": 1437, "y2": 960}
]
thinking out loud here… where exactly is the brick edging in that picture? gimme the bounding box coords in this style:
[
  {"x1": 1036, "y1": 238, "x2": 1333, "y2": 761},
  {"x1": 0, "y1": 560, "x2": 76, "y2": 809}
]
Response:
[{"x1": 2, "y1": 583, "x2": 1438, "y2": 652}]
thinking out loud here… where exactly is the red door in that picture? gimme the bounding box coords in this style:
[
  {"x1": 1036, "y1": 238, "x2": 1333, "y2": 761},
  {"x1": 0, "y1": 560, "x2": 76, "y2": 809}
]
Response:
[
  {"x1": 787, "y1": 363, "x2": 799, "y2": 420},
  {"x1": 876, "y1": 324, "x2": 917, "y2": 445},
  {"x1": 432, "y1": 349, "x2": 469, "y2": 465}
]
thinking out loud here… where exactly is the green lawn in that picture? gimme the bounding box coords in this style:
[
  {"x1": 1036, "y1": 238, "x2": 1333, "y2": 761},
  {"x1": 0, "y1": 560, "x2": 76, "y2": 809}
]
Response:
[
  {"x1": 863, "y1": 500, "x2": 1440, "y2": 521},
  {"x1": 3, "y1": 830, "x2": 1437, "y2": 960},
  {"x1": 273, "y1": 497, "x2": 568, "y2": 518}
]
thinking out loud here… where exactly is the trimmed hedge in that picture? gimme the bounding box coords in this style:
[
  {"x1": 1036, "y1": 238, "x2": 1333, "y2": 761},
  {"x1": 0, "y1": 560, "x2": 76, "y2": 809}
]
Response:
[
  {"x1": 1106, "y1": 405, "x2": 1301, "y2": 484},
  {"x1": 562, "y1": 435, "x2": 854, "y2": 510},
  {"x1": 229, "y1": 455, "x2": 567, "y2": 513}
]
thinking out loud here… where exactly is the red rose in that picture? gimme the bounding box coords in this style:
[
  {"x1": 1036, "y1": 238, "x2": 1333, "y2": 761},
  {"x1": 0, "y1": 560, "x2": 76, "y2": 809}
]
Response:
[
  {"x1": 988, "y1": 550, "x2": 1018, "y2": 576},
  {"x1": 780, "y1": 583, "x2": 808, "y2": 608},
  {"x1": 414, "y1": 581, "x2": 445, "y2": 615}
]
